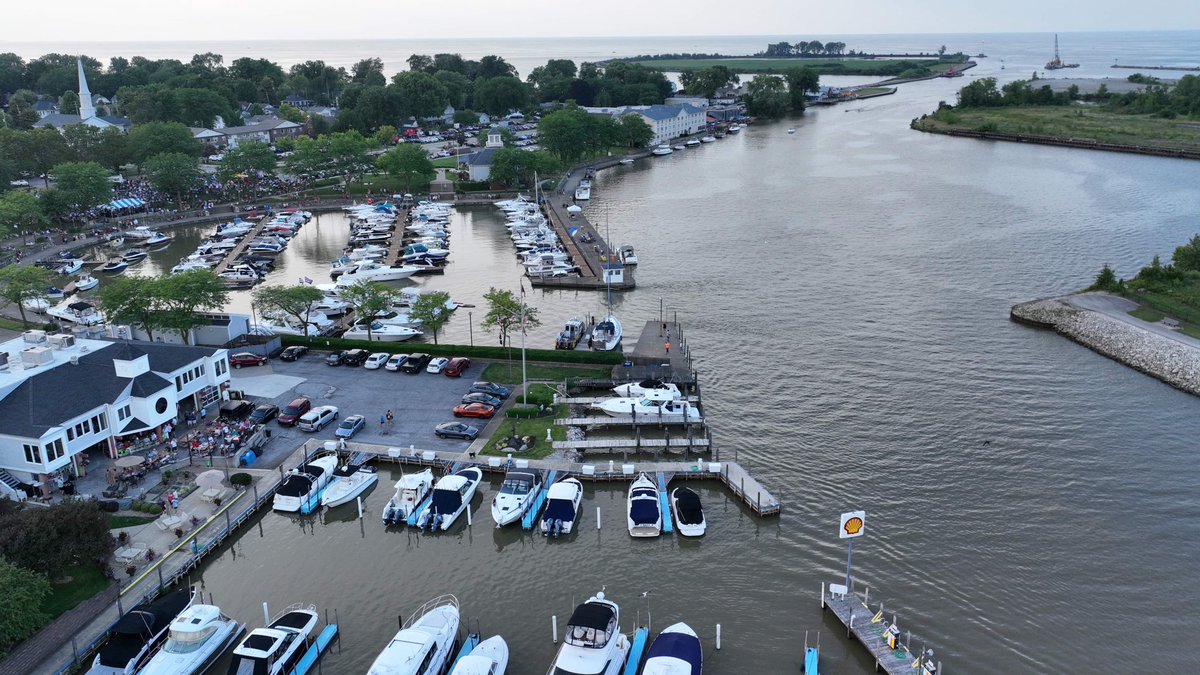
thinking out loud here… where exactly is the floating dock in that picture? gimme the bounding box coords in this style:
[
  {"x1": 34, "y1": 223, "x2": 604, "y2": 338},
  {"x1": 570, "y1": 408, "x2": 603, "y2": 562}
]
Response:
[
  {"x1": 821, "y1": 584, "x2": 942, "y2": 675},
  {"x1": 521, "y1": 470, "x2": 558, "y2": 530},
  {"x1": 622, "y1": 626, "x2": 649, "y2": 675},
  {"x1": 656, "y1": 472, "x2": 674, "y2": 533},
  {"x1": 291, "y1": 623, "x2": 339, "y2": 675},
  {"x1": 551, "y1": 437, "x2": 711, "y2": 452},
  {"x1": 450, "y1": 632, "x2": 480, "y2": 669}
]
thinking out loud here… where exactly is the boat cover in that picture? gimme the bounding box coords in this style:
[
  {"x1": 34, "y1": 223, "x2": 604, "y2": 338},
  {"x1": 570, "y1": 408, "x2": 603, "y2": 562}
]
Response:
[
  {"x1": 275, "y1": 474, "x2": 314, "y2": 497},
  {"x1": 567, "y1": 602, "x2": 615, "y2": 630},
  {"x1": 431, "y1": 488, "x2": 463, "y2": 514},
  {"x1": 300, "y1": 463, "x2": 328, "y2": 479},
  {"x1": 674, "y1": 489, "x2": 704, "y2": 526},
  {"x1": 629, "y1": 493, "x2": 659, "y2": 524},
  {"x1": 97, "y1": 588, "x2": 191, "y2": 666},
  {"x1": 645, "y1": 630, "x2": 702, "y2": 670}
]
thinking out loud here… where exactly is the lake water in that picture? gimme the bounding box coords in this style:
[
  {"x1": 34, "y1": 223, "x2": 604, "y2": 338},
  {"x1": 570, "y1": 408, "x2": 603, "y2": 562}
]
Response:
[{"x1": 66, "y1": 32, "x2": 1200, "y2": 673}]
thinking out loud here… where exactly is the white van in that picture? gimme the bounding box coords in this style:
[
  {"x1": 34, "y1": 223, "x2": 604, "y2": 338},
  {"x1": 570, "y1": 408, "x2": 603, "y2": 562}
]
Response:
[{"x1": 297, "y1": 405, "x2": 339, "y2": 432}]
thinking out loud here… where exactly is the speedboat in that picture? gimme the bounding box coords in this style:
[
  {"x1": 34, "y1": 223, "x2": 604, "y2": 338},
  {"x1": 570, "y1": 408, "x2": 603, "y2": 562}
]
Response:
[
  {"x1": 641, "y1": 623, "x2": 703, "y2": 675},
  {"x1": 593, "y1": 390, "x2": 702, "y2": 422},
  {"x1": 417, "y1": 467, "x2": 482, "y2": 531},
  {"x1": 272, "y1": 454, "x2": 339, "y2": 512},
  {"x1": 619, "y1": 245, "x2": 638, "y2": 265},
  {"x1": 700, "y1": 135, "x2": 716, "y2": 143},
  {"x1": 100, "y1": 260, "x2": 129, "y2": 275},
  {"x1": 548, "y1": 592, "x2": 629, "y2": 675},
  {"x1": 342, "y1": 321, "x2": 422, "y2": 342},
  {"x1": 673, "y1": 144, "x2": 686, "y2": 151},
  {"x1": 612, "y1": 379, "x2": 681, "y2": 399},
  {"x1": 651, "y1": 145, "x2": 673, "y2": 156},
  {"x1": 787, "y1": 128, "x2": 796, "y2": 134},
  {"x1": 74, "y1": 274, "x2": 99, "y2": 291},
  {"x1": 685, "y1": 139, "x2": 700, "y2": 147},
  {"x1": 88, "y1": 587, "x2": 195, "y2": 675},
  {"x1": 124, "y1": 226, "x2": 155, "y2": 240},
  {"x1": 490, "y1": 468, "x2": 544, "y2": 527},
  {"x1": 450, "y1": 635, "x2": 508, "y2": 675},
  {"x1": 22, "y1": 297, "x2": 50, "y2": 312},
  {"x1": 591, "y1": 315, "x2": 622, "y2": 351},
  {"x1": 367, "y1": 595, "x2": 459, "y2": 675},
  {"x1": 541, "y1": 477, "x2": 583, "y2": 537},
  {"x1": 618, "y1": 158, "x2": 635, "y2": 165},
  {"x1": 143, "y1": 232, "x2": 172, "y2": 246},
  {"x1": 56, "y1": 258, "x2": 83, "y2": 274},
  {"x1": 574, "y1": 185, "x2": 591, "y2": 201},
  {"x1": 121, "y1": 250, "x2": 148, "y2": 264},
  {"x1": 727, "y1": 124, "x2": 742, "y2": 133},
  {"x1": 321, "y1": 462, "x2": 379, "y2": 508},
  {"x1": 671, "y1": 487, "x2": 706, "y2": 537},
  {"x1": 336, "y1": 261, "x2": 418, "y2": 284},
  {"x1": 137, "y1": 604, "x2": 244, "y2": 675},
  {"x1": 223, "y1": 604, "x2": 318, "y2": 675},
  {"x1": 627, "y1": 473, "x2": 662, "y2": 538},
  {"x1": 382, "y1": 469, "x2": 435, "y2": 525}
]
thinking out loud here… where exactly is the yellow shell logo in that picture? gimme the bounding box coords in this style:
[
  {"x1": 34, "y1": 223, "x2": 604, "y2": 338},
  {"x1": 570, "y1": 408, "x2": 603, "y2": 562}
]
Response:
[{"x1": 843, "y1": 517, "x2": 863, "y2": 536}]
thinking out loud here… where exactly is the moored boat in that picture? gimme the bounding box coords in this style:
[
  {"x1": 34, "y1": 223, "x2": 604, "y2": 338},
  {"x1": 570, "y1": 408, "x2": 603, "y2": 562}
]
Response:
[
  {"x1": 450, "y1": 635, "x2": 509, "y2": 675},
  {"x1": 74, "y1": 274, "x2": 100, "y2": 291},
  {"x1": 320, "y1": 462, "x2": 378, "y2": 508},
  {"x1": 100, "y1": 260, "x2": 129, "y2": 275},
  {"x1": 641, "y1": 622, "x2": 703, "y2": 674},
  {"x1": 627, "y1": 472, "x2": 662, "y2": 538},
  {"x1": 547, "y1": 591, "x2": 629, "y2": 675},
  {"x1": 272, "y1": 454, "x2": 338, "y2": 512},
  {"x1": 490, "y1": 468, "x2": 544, "y2": 527},
  {"x1": 137, "y1": 604, "x2": 244, "y2": 675},
  {"x1": 382, "y1": 469, "x2": 435, "y2": 525},
  {"x1": 541, "y1": 477, "x2": 583, "y2": 537},
  {"x1": 593, "y1": 390, "x2": 701, "y2": 422},
  {"x1": 366, "y1": 595, "x2": 460, "y2": 675},
  {"x1": 651, "y1": 145, "x2": 673, "y2": 156},
  {"x1": 223, "y1": 604, "x2": 318, "y2": 675},
  {"x1": 591, "y1": 315, "x2": 622, "y2": 351},
  {"x1": 671, "y1": 486, "x2": 706, "y2": 537},
  {"x1": 417, "y1": 467, "x2": 482, "y2": 531},
  {"x1": 612, "y1": 379, "x2": 680, "y2": 399},
  {"x1": 88, "y1": 587, "x2": 195, "y2": 675}
]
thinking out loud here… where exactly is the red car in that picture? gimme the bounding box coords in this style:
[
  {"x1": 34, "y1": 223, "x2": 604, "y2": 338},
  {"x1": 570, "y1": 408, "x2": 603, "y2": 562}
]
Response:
[
  {"x1": 443, "y1": 357, "x2": 471, "y2": 377},
  {"x1": 453, "y1": 402, "x2": 495, "y2": 419},
  {"x1": 277, "y1": 397, "x2": 312, "y2": 426},
  {"x1": 229, "y1": 352, "x2": 267, "y2": 368}
]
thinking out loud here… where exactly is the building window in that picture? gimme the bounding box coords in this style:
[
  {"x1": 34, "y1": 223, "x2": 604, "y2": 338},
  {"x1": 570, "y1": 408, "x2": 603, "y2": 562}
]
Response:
[
  {"x1": 46, "y1": 439, "x2": 64, "y2": 461},
  {"x1": 82, "y1": 419, "x2": 91, "y2": 434},
  {"x1": 23, "y1": 444, "x2": 40, "y2": 464},
  {"x1": 95, "y1": 414, "x2": 107, "y2": 431},
  {"x1": 176, "y1": 375, "x2": 183, "y2": 391},
  {"x1": 117, "y1": 405, "x2": 131, "y2": 421},
  {"x1": 155, "y1": 397, "x2": 168, "y2": 414},
  {"x1": 67, "y1": 428, "x2": 75, "y2": 441},
  {"x1": 215, "y1": 359, "x2": 227, "y2": 376}
]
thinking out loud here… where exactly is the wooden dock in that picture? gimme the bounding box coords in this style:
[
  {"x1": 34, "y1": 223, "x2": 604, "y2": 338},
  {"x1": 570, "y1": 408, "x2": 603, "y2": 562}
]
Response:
[
  {"x1": 533, "y1": 165, "x2": 636, "y2": 291},
  {"x1": 384, "y1": 206, "x2": 411, "y2": 266},
  {"x1": 821, "y1": 584, "x2": 943, "y2": 674},
  {"x1": 553, "y1": 416, "x2": 705, "y2": 427},
  {"x1": 212, "y1": 217, "x2": 270, "y2": 274},
  {"x1": 551, "y1": 438, "x2": 711, "y2": 452}
]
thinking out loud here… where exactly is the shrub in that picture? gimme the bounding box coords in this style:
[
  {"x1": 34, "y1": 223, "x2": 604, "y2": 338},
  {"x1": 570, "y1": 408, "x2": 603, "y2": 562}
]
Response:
[
  {"x1": 0, "y1": 558, "x2": 51, "y2": 656},
  {"x1": 230, "y1": 473, "x2": 252, "y2": 487},
  {"x1": 517, "y1": 389, "x2": 556, "y2": 407},
  {"x1": 506, "y1": 405, "x2": 541, "y2": 418}
]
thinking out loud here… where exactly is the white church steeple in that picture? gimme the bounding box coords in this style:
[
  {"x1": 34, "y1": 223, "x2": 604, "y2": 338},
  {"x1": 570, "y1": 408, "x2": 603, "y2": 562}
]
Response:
[{"x1": 77, "y1": 58, "x2": 96, "y2": 120}]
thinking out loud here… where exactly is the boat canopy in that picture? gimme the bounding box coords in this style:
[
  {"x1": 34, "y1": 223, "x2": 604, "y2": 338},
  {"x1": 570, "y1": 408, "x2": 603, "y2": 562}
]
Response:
[
  {"x1": 97, "y1": 588, "x2": 192, "y2": 666},
  {"x1": 674, "y1": 488, "x2": 704, "y2": 525},
  {"x1": 630, "y1": 492, "x2": 659, "y2": 525},
  {"x1": 300, "y1": 462, "x2": 328, "y2": 479},
  {"x1": 275, "y1": 474, "x2": 314, "y2": 497},
  {"x1": 565, "y1": 602, "x2": 617, "y2": 647},
  {"x1": 430, "y1": 486, "x2": 463, "y2": 514},
  {"x1": 544, "y1": 496, "x2": 577, "y2": 522}
]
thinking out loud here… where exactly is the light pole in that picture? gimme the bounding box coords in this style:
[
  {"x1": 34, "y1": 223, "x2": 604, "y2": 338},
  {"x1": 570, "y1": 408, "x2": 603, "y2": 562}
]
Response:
[{"x1": 468, "y1": 311, "x2": 473, "y2": 347}]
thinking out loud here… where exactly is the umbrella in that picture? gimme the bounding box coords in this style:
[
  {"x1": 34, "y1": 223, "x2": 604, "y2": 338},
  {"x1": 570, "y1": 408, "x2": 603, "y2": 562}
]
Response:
[
  {"x1": 114, "y1": 455, "x2": 144, "y2": 469},
  {"x1": 194, "y1": 470, "x2": 225, "y2": 491},
  {"x1": 566, "y1": 205, "x2": 583, "y2": 214}
]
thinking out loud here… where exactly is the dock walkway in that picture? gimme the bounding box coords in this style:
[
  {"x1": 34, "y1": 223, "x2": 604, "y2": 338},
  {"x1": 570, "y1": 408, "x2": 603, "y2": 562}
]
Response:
[
  {"x1": 821, "y1": 585, "x2": 943, "y2": 674},
  {"x1": 551, "y1": 437, "x2": 711, "y2": 452},
  {"x1": 213, "y1": 217, "x2": 270, "y2": 274}
]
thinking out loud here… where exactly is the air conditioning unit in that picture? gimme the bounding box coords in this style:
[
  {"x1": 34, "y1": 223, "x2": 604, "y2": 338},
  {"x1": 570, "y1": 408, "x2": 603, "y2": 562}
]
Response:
[
  {"x1": 48, "y1": 334, "x2": 75, "y2": 350},
  {"x1": 22, "y1": 330, "x2": 47, "y2": 344},
  {"x1": 21, "y1": 347, "x2": 53, "y2": 367},
  {"x1": 69, "y1": 355, "x2": 79, "y2": 365},
  {"x1": 0, "y1": 352, "x2": 9, "y2": 371}
]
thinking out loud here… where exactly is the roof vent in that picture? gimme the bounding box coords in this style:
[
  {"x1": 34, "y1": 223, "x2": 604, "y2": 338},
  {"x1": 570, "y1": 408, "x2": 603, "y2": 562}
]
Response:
[
  {"x1": 22, "y1": 330, "x2": 47, "y2": 344},
  {"x1": 48, "y1": 334, "x2": 75, "y2": 350},
  {"x1": 69, "y1": 355, "x2": 79, "y2": 365}
]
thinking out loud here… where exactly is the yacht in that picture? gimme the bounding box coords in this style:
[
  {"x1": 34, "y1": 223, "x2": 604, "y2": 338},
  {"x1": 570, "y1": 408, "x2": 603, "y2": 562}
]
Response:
[
  {"x1": 171, "y1": 261, "x2": 210, "y2": 275},
  {"x1": 56, "y1": 258, "x2": 83, "y2": 274},
  {"x1": 137, "y1": 604, "x2": 244, "y2": 675},
  {"x1": 88, "y1": 587, "x2": 195, "y2": 675},
  {"x1": 321, "y1": 462, "x2": 379, "y2": 508},
  {"x1": 490, "y1": 468, "x2": 544, "y2": 527},
  {"x1": 651, "y1": 145, "x2": 673, "y2": 156},
  {"x1": 74, "y1": 274, "x2": 99, "y2": 291},
  {"x1": 593, "y1": 390, "x2": 702, "y2": 422},
  {"x1": 619, "y1": 245, "x2": 638, "y2": 265},
  {"x1": 247, "y1": 240, "x2": 285, "y2": 255},
  {"x1": 541, "y1": 477, "x2": 583, "y2": 537},
  {"x1": 382, "y1": 469, "x2": 435, "y2": 525},
  {"x1": 449, "y1": 635, "x2": 508, "y2": 675},
  {"x1": 366, "y1": 595, "x2": 459, "y2": 675},
  {"x1": 342, "y1": 321, "x2": 422, "y2": 342},
  {"x1": 223, "y1": 604, "x2": 318, "y2": 675},
  {"x1": 612, "y1": 379, "x2": 681, "y2": 399},
  {"x1": 402, "y1": 243, "x2": 449, "y2": 261},
  {"x1": 700, "y1": 135, "x2": 716, "y2": 143},
  {"x1": 627, "y1": 473, "x2": 662, "y2": 538},
  {"x1": 641, "y1": 623, "x2": 703, "y2": 674},
  {"x1": 574, "y1": 184, "x2": 591, "y2": 201},
  {"x1": 335, "y1": 261, "x2": 418, "y2": 285},
  {"x1": 591, "y1": 315, "x2": 622, "y2": 351},
  {"x1": 273, "y1": 454, "x2": 339, "y2": 512},
  {"x1": 215, "y1": 221, "x2": 252, "y2": 237},
  {"x1": 143, "y1": 232, "x2": 172, "y2": 247},
  {"x1": 417, "y1": 467, "x2": 482, "y2": 531},
  {"x1": 671, "y1": 487, "x2": 706, "y2": 537},
  {"x1": 218, "y1": 268, "x2": 260, "y2": 286},
  {"x1": 547, "y1": 592, "x2": 630, "y2": 675},
  {"x1": 124, "y1": 226, "x2": 155, "y2": 241}
]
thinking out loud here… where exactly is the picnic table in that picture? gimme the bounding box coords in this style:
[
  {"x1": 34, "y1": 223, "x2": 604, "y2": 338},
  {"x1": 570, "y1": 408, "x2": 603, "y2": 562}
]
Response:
[{"x1": 114, "y1": 545, "x2": 147, "y2": 563}]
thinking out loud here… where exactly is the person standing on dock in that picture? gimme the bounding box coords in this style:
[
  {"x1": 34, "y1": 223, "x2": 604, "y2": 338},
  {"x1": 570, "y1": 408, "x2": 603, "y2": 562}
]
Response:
[{"x1": 665, "y1": 340, "x2": 670, "y2": 354}]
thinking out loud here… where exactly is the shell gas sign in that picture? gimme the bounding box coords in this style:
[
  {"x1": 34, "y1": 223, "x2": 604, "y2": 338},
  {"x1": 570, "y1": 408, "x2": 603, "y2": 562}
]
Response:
[{"x1": 839, "y1": 511, "x2": 866, "y2": 539}]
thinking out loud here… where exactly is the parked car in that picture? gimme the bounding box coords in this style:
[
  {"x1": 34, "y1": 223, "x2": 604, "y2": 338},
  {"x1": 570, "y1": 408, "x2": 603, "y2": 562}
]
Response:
[
  {"x1": 443, "y1": 357, "x2": 471, "y2": 377},
  {"x1": 461, "y1": 392, "x2": 502, "y2": 408},
  {"x1": 9, "y1": 179, "x2": 29, "y2": 187},
  {"x1": 385, "y1": 353, "x2": 409, "y2": 371},
  {"x1": 469, "y1": 381, "x2": 512, "y2": 399},
  {"x1": 363, "y1": 352, "x2": 390, "y2": 370},
  {"x1": 399, "y1": 353, "x2": 431, "y2": 373},
  {"x1": 326, "y1": 351, "x2": 347, "y2": 366},
  {"x1": 219, "y1": 400, "x2": 254, "y2": 419},
  {"x1": 279, "y1": 346, "x2": 309, "y2": 361},
  {"x1": 453, "y1": 403, "x2": 496, "y2": 419},
  {"x1": 248, "y1": 404, "x2": 279, "y2": 424},
  {"x1": 298, "y1": 405, "x2": 339, "y2": 432},
  {"x1": 229, "y1": 352, "x2": 267, "y2": 368},
  {"x1": 425, "y1": 357, "x2": 449, "y2": 374},
  {"x1": 434, "y1": 422, "x2": 480, "y2": 440},
  {"x1": 335, "y1": 414, "x2": 366, "y2": 438},
  {"x1": 342, "y1": 349, "x2": 371, "y2": 366},
  {"x1": 277, "y1": 397, "x2": 312, "y2": 426}
]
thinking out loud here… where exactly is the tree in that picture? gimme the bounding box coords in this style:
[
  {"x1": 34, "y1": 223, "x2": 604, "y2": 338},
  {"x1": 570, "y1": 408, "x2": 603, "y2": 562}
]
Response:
[
  {"x1": 452, "y1": 109, "x2": 480, "y2": 125},
  {"x1": 783, "y1": 66, "x2": 820, "y2": 111},
  {"x1": 0, "y1": 266, "x2": 51, "y2": 327},
  {"x1": 616, "y1": 114, "x2": 653, "y2": 147},
  {"x1": 746, "y1": 75, "x2": 790, "y2": 118},
  {"x1": 1090, "y1": 263, "x2": 1121, "y2": 292},
  {"x1": 474, "y1": 76, "x2": 530, "y2": 116},
  {"x1": 252, "y1": 284, "x2": 325, "y2": 333},
  {"x1": 144, "y1": 152, "x2": 201, "y2": 208},
  {"x1": 338, "y1": 279, "x2": 399, "y2": 341},
  {"x1": 351, "y1": 57, "x2": 386, "y2": 87},
  {"x1": 94, "y1": 127, "x2": 130, "y2": 171},
  {"x1": 19, "y1": 127, "x2": 70, "y2": 179},
  {"x1": 1172, "y1": 234, "x2": 1200, "y2": 272},
  {"x1": 326, "y1": 130, "x2": 371, "y2": 184},
  {"x1": 99, "y1": 276, "x2": 167, "y2": 341},
  {"x1": 0, "y1": 191, "x2": 47, "y2": 237},
  {"x1": 0, "y1": 501, "x2": 114, "y2": 580},
  {"x1": 217, "y1": 140, "x2": 277, "y2": 181},
  {"x1": 0, "y1": 557, "x2": 51, "y2": 657},
  {"x1": 409, "y1": 291, "x2": 452, "y2": 344},
  {"x1": 482, "y1": 287, "x2": 541, "y2": 348},
  {"x1": 50, "y1": 161, "x2": 111, "y2": 212},
  {"x1": 391, "y1": 71, "x2": 449, "y2": 119},
  {"x1": 376, "y1": 144, "x2": 435, "y2": 192},
  {"x1": 59, "y1": 90, "x2": 80, "y2": 116},
  {"x1": 477, "y1": 55, "x2": 517, "y2": 80},
  {"x1": 127, "y1": 121, "x2": 201, "y2": 164},
  {"x1": 158, "y1": 270, "x2": 230, "y2": 343},
  {"x1": 487, "y1": 148, "x2": 560, "y2": 188},
  {"x1": 682, "y1": 66, "x2": 739, "y2": 98},
  {"x1": 538, "y1": 107, "x2": 612, "y2": 162},
  {"x1": 407, "y1": 54, "x2": 434, "y2": 73}
]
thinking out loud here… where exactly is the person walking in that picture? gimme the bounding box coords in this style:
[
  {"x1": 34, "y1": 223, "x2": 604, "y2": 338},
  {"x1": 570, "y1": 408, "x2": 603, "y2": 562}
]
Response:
[{"x1": 664, "y1": 340, "x2": 671, "y2": 354}]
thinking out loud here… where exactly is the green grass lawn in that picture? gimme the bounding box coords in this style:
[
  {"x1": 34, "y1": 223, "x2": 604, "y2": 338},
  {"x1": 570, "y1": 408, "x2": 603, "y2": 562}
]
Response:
[
  {"x1": 107, "y1": 514, "x2": 157, "y2": 529},
  {"x1": 1125, "y1": 294, "x2": 1200, "y2": 339},
  {"x1": 43, "y1": 565, "x2": 111, "y2": 619},
  {"x1": 481, "y1": 404, "x2": 567, "y2": 459},
  {"x1": 915, "y1": 106, "x2": 1200, "y2": 152},
  {"x1": 432, "y1": 157, "x2": 461, "y2": 168},
  {"x1": 481, "y1": 362, "x2": 612, "y2": 385},
  {"x1": 0, "y1": 317, "x2": 30, "y2": 331}
]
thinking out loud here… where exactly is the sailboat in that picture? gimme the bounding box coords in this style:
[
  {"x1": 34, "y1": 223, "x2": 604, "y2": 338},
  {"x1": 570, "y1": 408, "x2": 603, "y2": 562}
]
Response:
[
  {"x1": 593, "y1": 208, "x2": 622, "y2": 352},
  {"x1": 1045, "y1": 34, "x2": 1079, "y2": 70}
]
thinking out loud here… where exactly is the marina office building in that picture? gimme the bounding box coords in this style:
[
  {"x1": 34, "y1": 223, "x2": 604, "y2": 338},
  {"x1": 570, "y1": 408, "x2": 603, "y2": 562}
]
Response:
[
  {"x1": 584, "y1": 103, "x2": 709, "y2": 146},
  {"x1": 0, "y1": 332, "x2": 230, "y2": 499}
]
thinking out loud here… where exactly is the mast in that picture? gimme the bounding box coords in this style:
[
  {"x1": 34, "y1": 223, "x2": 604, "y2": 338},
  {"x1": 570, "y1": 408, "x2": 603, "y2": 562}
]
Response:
[{"x1": 1054, "y1": 34, "x2": 1060, "y2": 61}]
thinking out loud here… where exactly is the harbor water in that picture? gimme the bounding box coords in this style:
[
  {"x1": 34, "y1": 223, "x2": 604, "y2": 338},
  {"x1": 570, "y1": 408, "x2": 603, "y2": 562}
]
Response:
[{"x1": 68, "y1": 32, "x2": 1200, "y2": 672}]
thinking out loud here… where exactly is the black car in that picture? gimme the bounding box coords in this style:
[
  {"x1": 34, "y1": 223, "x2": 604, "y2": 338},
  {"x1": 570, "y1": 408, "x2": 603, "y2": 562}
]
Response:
[
  {"x1": 326, "y1": 351, "x2": 347, "y2": 366},
  {"x1": 248, "y1": 403, "x2": 279, "y2": 424},
  {"x1": 435, "y1": 422, "x2": 480, "y2": 440},
  {"x1": 461, "y1": 392, "x2": 502, "y2": 407},
  {"x1": 279, "y1": 346, "x2": 309, "y2": 362},
  {"x1": 400, "y1": 353, "x2": 432, "y2": 373},
  {"x1": 469, "y1": 381, "x2": 512, "y2": 399},
  {"x1": 343, "y1": 349, "x2": 371, "y2": 366}
]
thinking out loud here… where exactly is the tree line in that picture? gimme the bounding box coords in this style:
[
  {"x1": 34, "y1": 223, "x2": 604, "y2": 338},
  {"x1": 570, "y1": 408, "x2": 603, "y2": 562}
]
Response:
[
  {"x1": 952, "y1": 74, "x2": 1200, "y2": 119},
  {"x1": 762, "y1": 41, "x2": 850, "y2": 57}
]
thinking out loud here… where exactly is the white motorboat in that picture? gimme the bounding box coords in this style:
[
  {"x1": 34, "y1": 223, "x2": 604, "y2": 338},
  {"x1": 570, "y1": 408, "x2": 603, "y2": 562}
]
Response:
[
  {"x1": 593, "y1": 390, "x2": 702, "y2": 422},
  {"x1": 450, "y1": 635, "x2": 509, "y2": 675},
  {"x1": 143, "y1": 232, "x2": 172, "y2": 247},
  {"x1": 56, "y1": 258, "x2": 83, "y2": 274},
  {"x1": 541, "y1": 477, "x2": 583, "y2": 537},
  {"x1": 700, "y1": 135, "x2": 716, "y2": 143},
  {"x1": 619, "y1": 245, "x2": 638, "y2": 265},
  {"x1": 336, "y1": 261, "x2": 418, "y2": 285},
  {"x1": 341, "y1": 321, "x2": 422, "y2": 342},
  {"x1": 171, "y1": 261, "x2": 211, "y2": 275},
  {"x1": 23, "y1": 297, "x2": 50, "y2": 312},
  {"x1": 124, "y1": 226, "x2": 155, "y2": 240},
  {"x1": 612, "y1": 379, "x2": 681, "y2": 400},
  {"x1": 684, "y1": 139, "x2": 700, "y2": 147},
  {"x1": 417, "y1": 467, "x2": 482, "y2": 531},
  {"x1": 627, "y1": 473, "x2": 662, "y2": 538},
  {"x1": 215, "y1": 221, "x2": 252, "y2": 237},
  {"x1": 74, "y1": 274, "x2": 99, "y2": 291},
  {"x1": 272, "y1": 454, "x2": 339, "y2": 512},
  {"x1": 574, "y1": 185, "x2": 591, "y2": 201},
  {"x1": 100, "y1": 260, "x2": 129, "y2": 275},
  {"x1": 591, "y1": 315, "x2": 622, "y2": 351},
  {"x1": 88, "y1": 587, "x2": 195, "y2": 675},
  {"x1": 321, "y1": 462, "x2": 379, "y2": 508},
  {"x1": 367, "y1": 595, "x2": 459, "y2": 675},
  {"x1": 673, "y1": 144, "x2": 686, "y2": 151},
  {"x1": 641, "y1": 622, "x2": 703, "y2": 675},
  {"x1": 618, "y1": 158, "x2": 635, "y2": 165},
  {"x1": 787, "y1": 128, "x2": 796, "y2": 134},
  {"x1": 547, "y1": 592, "x2": 629, "y2": 675},
  {"x1": 671, "y1": 487, "x2": 706, "y2": 537},
  {"x1": 727, "y1": 124, "x2": 742, "y2": 133},
  {"x1": 218, "y1": 268, "x2": 259, "y2": 285},
  {"x1": 490, "y1": 468, "x2": 544, "y2": 527},
  {"x1": 136, "y1": 604, "x2": 244, "y2": 675},
  {"x1": 382, "y1": 469, "x2": 434, "y2": 525},
  {"x1": 223, "y1": 604, "x2": 318, "y2": 675},
  {"x1": 651, "y1": 145, "x2": 673, "y2": 156},
  {"x1": 48, "y1": 300, "x2": 104, "y2": 325}
]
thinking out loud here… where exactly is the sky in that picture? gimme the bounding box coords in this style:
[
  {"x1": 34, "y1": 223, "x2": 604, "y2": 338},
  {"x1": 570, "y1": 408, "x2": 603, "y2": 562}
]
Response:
[{"x1": 2, "y1": 0, "x2": 1199, "y2": 41}]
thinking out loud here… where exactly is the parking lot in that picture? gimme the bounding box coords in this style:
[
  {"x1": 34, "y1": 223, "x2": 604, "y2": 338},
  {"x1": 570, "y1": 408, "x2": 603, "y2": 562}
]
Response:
[{"x1": 228, "y1": 351, "x2": 492, "y2": 463}]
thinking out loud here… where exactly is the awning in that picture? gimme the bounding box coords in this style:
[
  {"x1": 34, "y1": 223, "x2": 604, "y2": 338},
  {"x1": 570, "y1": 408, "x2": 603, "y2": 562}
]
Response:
[{"x1": 107, "y1": 198, "x2": 146, "y2": 210}]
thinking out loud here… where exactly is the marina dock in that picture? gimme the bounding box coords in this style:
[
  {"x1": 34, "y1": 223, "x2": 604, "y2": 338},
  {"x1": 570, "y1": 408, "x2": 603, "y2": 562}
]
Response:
[
  {"x1": 212, "y1": 218, "x2": 271, "y2": 275},
  {"x1": 821, "y1": 584, "x2": 942, "y2": 674},
  {"x1": 521, "y1": 469, "x2": 558, "y2": 530}
]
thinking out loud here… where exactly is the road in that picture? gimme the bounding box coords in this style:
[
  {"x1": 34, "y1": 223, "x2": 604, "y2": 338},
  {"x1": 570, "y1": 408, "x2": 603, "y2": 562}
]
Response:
[{"x1": 1063, "y1": 292, "x2": 1200, "y2": 350}]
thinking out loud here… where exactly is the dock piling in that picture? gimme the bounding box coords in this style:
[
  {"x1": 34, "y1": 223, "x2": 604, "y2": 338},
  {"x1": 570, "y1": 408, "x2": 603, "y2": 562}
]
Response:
[
  {"x1": 596, "y1": 506, "x2": 602, "y2": 529},
  {"x1": 356, "y1": 496, "x2": 363, "y2": 520},
  {"x1": 716, "y1": 623, "x2": 721, "y2": 650},
  {"x1": 263, "y1": 602, "x2": 270, "y2": 625},
  {"x1": 552, "y1": 615, "x2": 558, "y2": 643}
]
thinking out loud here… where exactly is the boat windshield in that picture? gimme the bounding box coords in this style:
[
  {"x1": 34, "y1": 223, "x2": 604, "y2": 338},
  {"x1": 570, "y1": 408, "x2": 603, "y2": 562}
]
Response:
[
  {"x1": 638, "y1": 399, "x2": 658, "y2": 408},
  {"x1": 555, "y1": 665, "x2": 612, "y2": 675},
  {"x1": 163, "y1": 626, "x2": 217, "y2": 654},
  {"x1": 500, "y1": 476, "x2": 533, "y2": 495}
]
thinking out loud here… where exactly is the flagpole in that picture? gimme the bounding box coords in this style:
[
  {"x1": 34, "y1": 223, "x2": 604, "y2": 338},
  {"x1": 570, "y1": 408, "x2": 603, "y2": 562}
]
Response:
[{"x1": 520, "y1": 286, "x2": 527, "y2": 405}]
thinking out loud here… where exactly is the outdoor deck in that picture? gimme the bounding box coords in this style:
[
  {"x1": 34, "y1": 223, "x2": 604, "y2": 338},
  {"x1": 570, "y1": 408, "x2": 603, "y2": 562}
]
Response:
[{"x1": 821, "y1": 585, "x2": 943, "y2": 674}]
